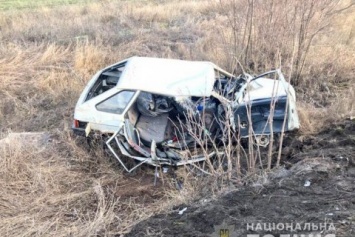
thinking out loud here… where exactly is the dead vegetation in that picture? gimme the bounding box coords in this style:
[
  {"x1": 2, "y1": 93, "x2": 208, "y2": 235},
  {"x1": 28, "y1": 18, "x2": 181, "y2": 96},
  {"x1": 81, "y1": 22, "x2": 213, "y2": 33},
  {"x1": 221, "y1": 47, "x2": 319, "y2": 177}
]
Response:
[{"x1": 0, "y1": 0, "x2": 354, "y2": 236}]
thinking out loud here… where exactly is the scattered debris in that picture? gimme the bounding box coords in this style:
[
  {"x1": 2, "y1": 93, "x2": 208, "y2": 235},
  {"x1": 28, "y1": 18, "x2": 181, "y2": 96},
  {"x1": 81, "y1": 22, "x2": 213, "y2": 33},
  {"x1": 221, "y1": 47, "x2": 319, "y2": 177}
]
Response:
[{"x1": 178, "y1": 207, "x2": 187, "y2": 215}]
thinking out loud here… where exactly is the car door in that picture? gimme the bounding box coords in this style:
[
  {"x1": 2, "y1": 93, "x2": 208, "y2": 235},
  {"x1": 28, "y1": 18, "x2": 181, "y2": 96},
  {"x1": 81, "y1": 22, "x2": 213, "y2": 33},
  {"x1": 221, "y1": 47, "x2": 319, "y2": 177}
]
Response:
[{"x1": 75, "y1": 88, "x2": 139, "y2": 133}]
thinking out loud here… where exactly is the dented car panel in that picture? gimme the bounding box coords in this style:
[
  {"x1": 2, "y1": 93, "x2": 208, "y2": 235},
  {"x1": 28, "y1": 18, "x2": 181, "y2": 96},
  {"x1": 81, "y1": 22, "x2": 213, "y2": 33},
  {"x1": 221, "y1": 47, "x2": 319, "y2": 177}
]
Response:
[
  {"x1": 232, "y1": 69, "x2": 299, "y2": 137},
  {"x1": 73, "y1": 57, "x2": 299, "y2": 170},
  {"x1": 118, "y1": 57, "x2": 219, "y2": 97}
]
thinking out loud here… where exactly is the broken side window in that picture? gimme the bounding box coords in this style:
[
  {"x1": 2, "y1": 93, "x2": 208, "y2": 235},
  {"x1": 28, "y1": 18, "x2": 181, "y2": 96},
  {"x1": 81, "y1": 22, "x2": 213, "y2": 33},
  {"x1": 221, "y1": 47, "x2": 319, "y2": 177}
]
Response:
[
  {"x1": 136, "y1": 92, "x2": 173, "y2": 117},
  {"x1": 96, "y1": 90, "x2": 135, "y2": 114},
  {"x1": 85, "y1": 62, "x2": 126, "y2": 101},
  {"x1": 214, "y1": 70, "x2": 241, "y2": 101}
]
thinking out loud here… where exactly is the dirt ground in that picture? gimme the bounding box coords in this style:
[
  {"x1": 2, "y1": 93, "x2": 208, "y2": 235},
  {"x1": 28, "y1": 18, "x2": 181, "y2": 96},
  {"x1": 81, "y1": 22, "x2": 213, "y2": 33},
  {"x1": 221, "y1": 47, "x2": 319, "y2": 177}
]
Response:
[{"x1": 127, "y1": 120, "x2": 355, "y2": 237}]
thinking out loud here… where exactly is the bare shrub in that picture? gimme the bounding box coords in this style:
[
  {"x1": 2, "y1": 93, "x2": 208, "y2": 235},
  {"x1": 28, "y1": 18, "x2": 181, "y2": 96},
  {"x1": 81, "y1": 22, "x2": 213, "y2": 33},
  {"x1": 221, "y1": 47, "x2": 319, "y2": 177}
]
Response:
[
  {"x1": 217, "y1": 0, "x2": 354, "y2": 86},
  {"x1": 172, "y1": 82, "x2": 287, "y2": 186}
]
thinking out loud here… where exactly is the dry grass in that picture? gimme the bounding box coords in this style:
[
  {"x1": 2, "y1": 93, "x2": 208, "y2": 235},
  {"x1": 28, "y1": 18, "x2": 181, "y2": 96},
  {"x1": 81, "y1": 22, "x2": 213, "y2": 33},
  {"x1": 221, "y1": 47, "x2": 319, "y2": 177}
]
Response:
[
  {"x1": 0, "y1": 0, "x2": 354, "y2": 236},
  {"x1": 0, "y1": 131, "x2": 186, "y2": 236}
]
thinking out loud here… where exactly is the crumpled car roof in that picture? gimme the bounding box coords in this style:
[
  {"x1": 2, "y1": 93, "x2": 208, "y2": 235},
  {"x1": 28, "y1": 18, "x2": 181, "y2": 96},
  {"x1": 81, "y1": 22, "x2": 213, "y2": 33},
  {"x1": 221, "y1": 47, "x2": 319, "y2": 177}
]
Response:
[{"x1": 116, "y1": 57, "x2": 225, "y2": 97}]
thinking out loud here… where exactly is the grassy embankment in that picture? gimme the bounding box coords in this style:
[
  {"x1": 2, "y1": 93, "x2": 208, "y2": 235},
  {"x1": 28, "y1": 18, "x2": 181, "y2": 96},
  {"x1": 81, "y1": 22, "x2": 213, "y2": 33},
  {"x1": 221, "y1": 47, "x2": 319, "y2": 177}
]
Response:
[{"x1": 0, "y1": 0, "x2": 354, "y2": 236}]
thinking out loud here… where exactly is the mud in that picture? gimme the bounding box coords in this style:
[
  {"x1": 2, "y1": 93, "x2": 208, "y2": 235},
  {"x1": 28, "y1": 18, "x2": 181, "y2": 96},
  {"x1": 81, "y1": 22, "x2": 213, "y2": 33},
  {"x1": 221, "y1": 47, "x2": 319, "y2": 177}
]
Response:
[{"x1": 127, "y1": 120, "x2": 355, "y2": 237}]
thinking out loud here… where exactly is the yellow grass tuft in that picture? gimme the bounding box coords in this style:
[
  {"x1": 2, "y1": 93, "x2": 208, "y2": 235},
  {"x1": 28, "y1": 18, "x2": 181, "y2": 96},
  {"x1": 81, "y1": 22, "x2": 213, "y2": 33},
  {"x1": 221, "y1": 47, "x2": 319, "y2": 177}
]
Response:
[{"x1": 74, "y1": 43, "x2": 108, "y2": 77}]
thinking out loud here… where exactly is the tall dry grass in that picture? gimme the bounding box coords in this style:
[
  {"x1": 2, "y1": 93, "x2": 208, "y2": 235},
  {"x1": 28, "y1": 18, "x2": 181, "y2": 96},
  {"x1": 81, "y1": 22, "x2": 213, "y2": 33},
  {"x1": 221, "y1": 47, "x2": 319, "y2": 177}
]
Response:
[
  {"x1": 0, "y1": 131, "x2": 185, "y2": 236},
  {"x1": 0, "y1": 0, "x2": 354, "y2": 235}
]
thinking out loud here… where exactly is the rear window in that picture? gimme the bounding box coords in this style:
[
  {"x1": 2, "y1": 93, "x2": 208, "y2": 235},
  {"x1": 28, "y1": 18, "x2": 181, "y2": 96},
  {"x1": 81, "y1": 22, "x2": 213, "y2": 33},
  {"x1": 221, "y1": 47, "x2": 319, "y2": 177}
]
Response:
[
  {"x1": 96, "y1": 91, "x2": 135, "y2": 114},
  {"x1": 85, "y1": 62, "x2": 126, "y2": 101}
]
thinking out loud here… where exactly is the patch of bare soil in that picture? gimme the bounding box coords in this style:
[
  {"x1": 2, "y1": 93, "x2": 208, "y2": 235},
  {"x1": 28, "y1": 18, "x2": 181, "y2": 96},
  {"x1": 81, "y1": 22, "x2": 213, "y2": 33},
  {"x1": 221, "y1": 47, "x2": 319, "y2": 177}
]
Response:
[{"x1": 127, "y1": 120, "x2": 355, "y2": 237}]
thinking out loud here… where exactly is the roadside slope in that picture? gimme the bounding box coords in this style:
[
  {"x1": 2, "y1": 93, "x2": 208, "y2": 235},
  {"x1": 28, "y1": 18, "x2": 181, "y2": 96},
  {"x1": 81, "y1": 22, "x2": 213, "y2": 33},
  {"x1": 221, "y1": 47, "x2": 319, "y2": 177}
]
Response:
[{"x1": 127, "y1": 120, "x2": 355, "y2": 237}]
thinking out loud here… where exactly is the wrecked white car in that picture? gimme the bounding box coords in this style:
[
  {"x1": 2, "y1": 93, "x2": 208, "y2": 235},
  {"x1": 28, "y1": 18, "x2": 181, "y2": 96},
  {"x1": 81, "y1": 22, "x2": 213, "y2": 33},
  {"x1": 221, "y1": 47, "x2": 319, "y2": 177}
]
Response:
[{"x1": 73, "y1": 57, "x2": 299, "y2": 172}]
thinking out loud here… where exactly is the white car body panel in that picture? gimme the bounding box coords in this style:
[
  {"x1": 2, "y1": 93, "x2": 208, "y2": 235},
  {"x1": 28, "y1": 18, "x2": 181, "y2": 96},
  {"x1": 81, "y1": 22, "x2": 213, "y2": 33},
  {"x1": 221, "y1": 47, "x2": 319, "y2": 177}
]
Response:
[{"x1": 117, "y1": 57, "x2": 217, "y2": 97}]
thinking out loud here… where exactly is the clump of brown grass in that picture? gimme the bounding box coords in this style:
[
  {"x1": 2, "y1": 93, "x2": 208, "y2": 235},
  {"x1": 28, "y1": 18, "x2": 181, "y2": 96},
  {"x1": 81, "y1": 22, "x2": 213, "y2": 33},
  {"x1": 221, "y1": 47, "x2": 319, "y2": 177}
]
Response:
[
  {"x1": 296, "y1": 102, "x2": 326, "y2": 134},
  {"x1": 74, "y1": 43, "x2": 109, "y2": 77},
  {"x1": 327, "y1": 85, "x2": 355, "y2": 120},
  {"x1": 0, "y1": 130, "x2": 174, "y2": 236}
]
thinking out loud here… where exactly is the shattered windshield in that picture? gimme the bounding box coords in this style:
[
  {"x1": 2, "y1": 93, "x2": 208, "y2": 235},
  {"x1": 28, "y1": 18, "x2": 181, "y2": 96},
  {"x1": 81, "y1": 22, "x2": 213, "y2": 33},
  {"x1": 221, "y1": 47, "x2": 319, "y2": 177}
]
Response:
[{"x1": 213, "y1": 70, "x2": 245, "y2": 101}]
